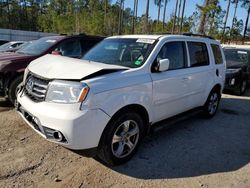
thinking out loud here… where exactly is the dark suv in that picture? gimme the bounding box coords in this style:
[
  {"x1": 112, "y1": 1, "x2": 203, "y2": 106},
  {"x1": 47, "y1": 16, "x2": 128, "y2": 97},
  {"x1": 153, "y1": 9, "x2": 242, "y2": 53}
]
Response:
[
  {"x1": 0, "y1": 34, "x2": 104, "y2": 103},
  {"x1": 224, "y1": 47, "x2": 250, "y2": 95}
]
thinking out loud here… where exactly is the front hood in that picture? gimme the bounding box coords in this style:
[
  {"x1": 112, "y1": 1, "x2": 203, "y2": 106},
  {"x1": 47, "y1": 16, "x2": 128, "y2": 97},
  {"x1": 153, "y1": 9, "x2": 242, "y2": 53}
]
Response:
[{"x1": 28, "y1": 54, "x2": 127, "y2": 80}]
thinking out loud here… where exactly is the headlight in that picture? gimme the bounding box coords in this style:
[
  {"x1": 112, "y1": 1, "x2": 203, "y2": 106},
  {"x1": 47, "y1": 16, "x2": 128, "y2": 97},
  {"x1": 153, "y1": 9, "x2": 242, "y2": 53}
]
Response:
[
  {"x1": 46, "y1": 80, "x2": 89, "y2": 104},
  {"x1": 226, "y1": 68, "x2": 241, "y2": 74}
]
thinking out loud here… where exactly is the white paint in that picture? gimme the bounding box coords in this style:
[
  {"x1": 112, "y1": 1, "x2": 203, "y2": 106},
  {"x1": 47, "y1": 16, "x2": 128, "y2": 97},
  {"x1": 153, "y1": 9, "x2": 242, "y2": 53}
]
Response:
[{"x1": 17, "y1": 34, "x2": 226, "y2": 150}]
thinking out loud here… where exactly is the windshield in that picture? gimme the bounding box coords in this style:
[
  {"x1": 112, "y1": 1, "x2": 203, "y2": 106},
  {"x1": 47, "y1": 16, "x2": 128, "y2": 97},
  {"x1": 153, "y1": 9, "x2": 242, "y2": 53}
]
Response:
[
  {"x1": 224, "y1": 49, "x2": 248, "y2": 64},
  {"x1": 16, "y1": 38, "x2": 58, "y2": 55},
  {"x1": 82, "y1": 38, "x2": 156, "y2": 68}
]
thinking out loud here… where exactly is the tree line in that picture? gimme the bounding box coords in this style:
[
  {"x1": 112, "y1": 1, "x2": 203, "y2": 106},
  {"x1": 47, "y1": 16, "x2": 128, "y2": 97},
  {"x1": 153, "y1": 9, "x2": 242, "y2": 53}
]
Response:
[{"x1": 0, "y1": 0, "x2": 249, "y2": 43}]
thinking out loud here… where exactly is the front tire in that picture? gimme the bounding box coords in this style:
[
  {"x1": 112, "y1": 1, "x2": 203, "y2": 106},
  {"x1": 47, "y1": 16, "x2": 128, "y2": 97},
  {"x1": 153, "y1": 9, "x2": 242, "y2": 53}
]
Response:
[
  {"x1": 8, "y1": 76, "x2": 23, "y2": 104},
  {"x1": 203, "y1": 89, "x2": 221, "y2": 118},
  {"x1": 97, "y1": 112, "x2": 144, "y2": 166}
]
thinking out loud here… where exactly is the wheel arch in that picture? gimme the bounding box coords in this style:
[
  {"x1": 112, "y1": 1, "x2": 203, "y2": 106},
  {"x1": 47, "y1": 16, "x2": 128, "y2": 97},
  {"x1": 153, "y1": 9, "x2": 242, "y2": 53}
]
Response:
[
  {"x1": 98, "y1": 103, "x2": 150, "y2": 148},
  {"x1": 5, "y1": 72, "x2": 24, "y2": 90},
  {"x1": 212, "y1": 83, "x2": 222, "y2": 95},
  {"x1": 203, "y1": 83, "x2": 222, "y2": 106}
]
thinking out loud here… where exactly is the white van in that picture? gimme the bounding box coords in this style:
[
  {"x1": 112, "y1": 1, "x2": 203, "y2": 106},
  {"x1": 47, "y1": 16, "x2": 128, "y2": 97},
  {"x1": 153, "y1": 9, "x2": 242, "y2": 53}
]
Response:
[{"x1": 17, "y1": 34, "x2": 226, "y2": 165}]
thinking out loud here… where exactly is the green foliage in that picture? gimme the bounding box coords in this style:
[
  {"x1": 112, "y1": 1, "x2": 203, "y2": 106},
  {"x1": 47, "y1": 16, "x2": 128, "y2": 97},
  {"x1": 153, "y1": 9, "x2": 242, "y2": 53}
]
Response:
[{"x1": 0, "y1": 0, "x2": 248, "y2": 43}]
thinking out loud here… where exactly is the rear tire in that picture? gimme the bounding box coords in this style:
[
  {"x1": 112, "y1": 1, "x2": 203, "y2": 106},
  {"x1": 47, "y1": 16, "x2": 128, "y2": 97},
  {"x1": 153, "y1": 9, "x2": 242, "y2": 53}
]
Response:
[
  {"x1": 202, "y1": 89, "x2": 221, "y2": 118},
  {"x1": 8, "y1": 76, "x2": 23, "y2": 104},
  {"x1": 97, "y1": 111, "x2": 144, "y2": 166}
]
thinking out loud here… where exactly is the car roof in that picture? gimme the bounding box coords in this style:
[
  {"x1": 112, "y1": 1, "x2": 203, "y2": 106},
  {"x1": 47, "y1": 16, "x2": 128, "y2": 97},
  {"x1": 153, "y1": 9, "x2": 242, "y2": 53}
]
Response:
[
  {"x1": 108, "y1": 34, "x2": 218, "y2": 43},
  {"x1": 222, "y1": 44, "x2": 250, "y2": 50},
  {"x1": 39, "y1": 35, "x2": 105, "y2": 42},
  {"x1": 223, "y1": 47, "x2": 250, "y2": 52},
  {"x1": 39, "y1": 35, "x2": 65, "y2": 41},
  {"x1": 109, "y1": 35, "x2": 162, "y2": 40}
]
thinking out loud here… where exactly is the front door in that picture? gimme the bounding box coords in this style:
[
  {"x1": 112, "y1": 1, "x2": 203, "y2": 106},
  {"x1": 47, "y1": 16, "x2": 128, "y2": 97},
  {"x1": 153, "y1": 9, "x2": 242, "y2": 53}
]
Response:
[{"x1": 151, "y1": 41, "x2": 191, "y2": 122}]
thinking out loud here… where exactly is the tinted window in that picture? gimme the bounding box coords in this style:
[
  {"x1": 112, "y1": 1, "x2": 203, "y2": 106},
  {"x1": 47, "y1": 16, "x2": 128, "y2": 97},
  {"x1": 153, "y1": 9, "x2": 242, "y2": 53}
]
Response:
[
  {"x1": 155, "y1": 41, "x2": 186, "y2": 70},
  {"x1": 188, "y1": 42, "x2": 209, "y2": 67},
  {"x1": 211, "y1": 44, "x2": 223, "y2": 64},
  {"x1": 55, "y1": 39, "x2": 82, "y2": 57},
  {"x1": 81, "y1": 39, "x2": 99, "y2": 55}
]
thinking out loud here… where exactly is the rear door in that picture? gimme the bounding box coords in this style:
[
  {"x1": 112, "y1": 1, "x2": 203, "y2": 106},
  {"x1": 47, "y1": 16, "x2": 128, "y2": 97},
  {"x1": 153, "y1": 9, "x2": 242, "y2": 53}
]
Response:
[
  {"x1": 185, "y1": 41, "x2": 214, "y2": 108},
  {"x1": 210, "y1": 43, "x2": 226, "y2": 90}
]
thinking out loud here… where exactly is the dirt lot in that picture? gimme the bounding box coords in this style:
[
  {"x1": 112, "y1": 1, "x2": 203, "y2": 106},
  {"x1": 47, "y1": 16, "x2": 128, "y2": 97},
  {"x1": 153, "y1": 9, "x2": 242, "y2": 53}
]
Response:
[{"x1": 0, "y1": 92, "x2": 250, "y2": 188}]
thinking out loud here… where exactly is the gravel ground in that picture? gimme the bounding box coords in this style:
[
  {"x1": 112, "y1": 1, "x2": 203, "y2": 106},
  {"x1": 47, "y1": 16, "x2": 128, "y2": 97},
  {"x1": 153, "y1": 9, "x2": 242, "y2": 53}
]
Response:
[{"x1": 0, "y1": 92, "x2": 250, "y2": 188}]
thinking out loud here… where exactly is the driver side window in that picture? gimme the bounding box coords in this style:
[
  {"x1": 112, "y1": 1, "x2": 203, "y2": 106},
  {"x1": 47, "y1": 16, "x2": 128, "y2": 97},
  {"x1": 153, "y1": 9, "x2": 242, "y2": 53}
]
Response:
[{"x1": 153, "y1": 41, "x2": 187, "y2": 71}]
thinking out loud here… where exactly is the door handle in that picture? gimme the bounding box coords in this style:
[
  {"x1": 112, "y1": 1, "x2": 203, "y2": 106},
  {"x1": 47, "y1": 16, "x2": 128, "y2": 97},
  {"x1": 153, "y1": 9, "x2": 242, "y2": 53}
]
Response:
[{"x1": 216, "y1": 69, "x2": 219, "y2": 76}]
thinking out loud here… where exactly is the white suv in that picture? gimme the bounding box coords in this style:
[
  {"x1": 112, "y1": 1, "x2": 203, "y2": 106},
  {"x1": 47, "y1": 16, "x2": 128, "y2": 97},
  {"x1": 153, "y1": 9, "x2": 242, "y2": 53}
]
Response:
[{"x1": 16, "y1": 34, "x2": 226, "y2": 165}]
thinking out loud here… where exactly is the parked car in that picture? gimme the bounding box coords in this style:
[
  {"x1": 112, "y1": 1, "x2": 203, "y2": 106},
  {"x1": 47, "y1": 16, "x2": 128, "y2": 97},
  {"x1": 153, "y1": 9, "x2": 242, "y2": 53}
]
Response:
[
  {"x1": 0, "y1": 34, "x2": 104, "y2": 103},
  {"x1": 16, "y1": 34, "x2": 226, "y2": 165},
  {"x1": 0, "y1": 41, "x2": 27, "y2": 52},
  {"x1": 223, "y1": 47, "x2": 250, "y2": 95}
]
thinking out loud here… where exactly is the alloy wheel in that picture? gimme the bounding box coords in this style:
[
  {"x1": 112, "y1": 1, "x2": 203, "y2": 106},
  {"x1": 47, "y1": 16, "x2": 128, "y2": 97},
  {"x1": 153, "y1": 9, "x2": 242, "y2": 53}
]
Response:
[
  {"x1": 111, "y1": 120, "x2": 140, "y2": 158},
  {"x1": 208, "y1": 92, "x2": 219, "y2": 115}
]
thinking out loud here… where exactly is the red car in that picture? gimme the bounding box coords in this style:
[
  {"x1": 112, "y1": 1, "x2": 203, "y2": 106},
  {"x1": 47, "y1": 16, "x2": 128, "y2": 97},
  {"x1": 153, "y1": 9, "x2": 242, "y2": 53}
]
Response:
[{"x1": 0, "y1": 34, "x2": 104, "y2": 103}]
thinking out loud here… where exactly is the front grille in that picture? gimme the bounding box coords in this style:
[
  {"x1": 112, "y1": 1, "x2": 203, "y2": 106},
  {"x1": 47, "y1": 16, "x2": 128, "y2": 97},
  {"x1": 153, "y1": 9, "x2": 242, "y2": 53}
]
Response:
[{"x1": 24, "y1": 73, "x2": 50, "y2": 102}]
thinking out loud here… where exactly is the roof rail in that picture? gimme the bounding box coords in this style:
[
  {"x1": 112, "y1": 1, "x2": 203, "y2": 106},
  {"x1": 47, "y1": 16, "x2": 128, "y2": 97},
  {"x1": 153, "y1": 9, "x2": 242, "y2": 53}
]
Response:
[
  {"x1": 182, "y1": 33, "x2": 215, "y2": 40},
  {"x1": 150, "y1": 32, "x2": 215, "y2": 40}
]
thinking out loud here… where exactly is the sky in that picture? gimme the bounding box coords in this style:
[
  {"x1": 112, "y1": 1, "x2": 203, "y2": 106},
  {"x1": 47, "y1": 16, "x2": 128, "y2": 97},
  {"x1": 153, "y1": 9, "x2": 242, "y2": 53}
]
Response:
[{"x1": 114, "y1": 0, "x2": 248, "y2": 28}]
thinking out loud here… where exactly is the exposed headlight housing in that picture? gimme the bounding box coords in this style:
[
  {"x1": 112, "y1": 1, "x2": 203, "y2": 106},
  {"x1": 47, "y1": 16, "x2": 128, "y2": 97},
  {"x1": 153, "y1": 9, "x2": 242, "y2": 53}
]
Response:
[
  {"x1": 46, "y1": 80, "x2": 89, "y2": 104},
  {"x1": 23, "y1": 67, "x2": 29, "y2": 82},
  {"x1": 226, "y1": 68, "x2": 241, "y2": 74}
]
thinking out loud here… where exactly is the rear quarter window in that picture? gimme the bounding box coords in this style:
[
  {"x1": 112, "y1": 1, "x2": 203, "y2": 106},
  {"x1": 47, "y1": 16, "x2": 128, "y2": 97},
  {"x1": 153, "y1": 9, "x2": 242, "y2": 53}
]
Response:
[
  {"x1": 211, "y1": 44, "x2": 223, "y2": 64},
  {"x1": 188, "y1": 42, "x2": 209, "y2": 67}
]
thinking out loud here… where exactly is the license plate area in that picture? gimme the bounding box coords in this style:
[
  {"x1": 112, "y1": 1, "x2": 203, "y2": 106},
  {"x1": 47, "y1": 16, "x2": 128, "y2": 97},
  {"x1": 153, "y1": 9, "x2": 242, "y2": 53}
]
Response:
[{"x1": 17, "y1": 104, "x2": 44, "y2": 134}]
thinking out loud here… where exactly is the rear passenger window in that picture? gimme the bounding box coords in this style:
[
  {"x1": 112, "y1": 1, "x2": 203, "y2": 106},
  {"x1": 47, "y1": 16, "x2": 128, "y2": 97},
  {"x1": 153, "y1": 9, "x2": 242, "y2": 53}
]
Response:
[
  {"x1": 81, "y1": 39, "x2": 99, "y2": 55},
  {"x1": 211, "y1": 44, "x2": 223, "y2": 64},
  {"x1": 188, "y1": 42, "x2": 209, "y2": 67},
  {"x1": 155, "y1": 41, "x2": 186, "y2": 70}
]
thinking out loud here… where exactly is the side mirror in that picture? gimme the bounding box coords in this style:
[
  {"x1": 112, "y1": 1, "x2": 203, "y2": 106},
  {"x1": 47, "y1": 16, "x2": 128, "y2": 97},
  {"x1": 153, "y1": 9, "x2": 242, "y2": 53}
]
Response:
[
  {"x1": 51, "y1": 50, "x2": 62, "y2": 55},
  {"x1": 158, "y1": 59, "x2": 170, "y2": 72}
]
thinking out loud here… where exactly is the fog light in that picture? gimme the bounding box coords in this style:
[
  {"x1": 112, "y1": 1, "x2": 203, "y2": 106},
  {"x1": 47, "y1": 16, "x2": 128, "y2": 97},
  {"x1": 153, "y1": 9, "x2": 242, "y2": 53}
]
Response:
[
  {"x1": 43, "y1": 126, "x2": 67, "y2": 143},
  {"x1": 230, "y1": 78, "x2": 235, "y2": 85},
  {"x1": 53, "y1": 131, "x2": 63, "y2": 142}
]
